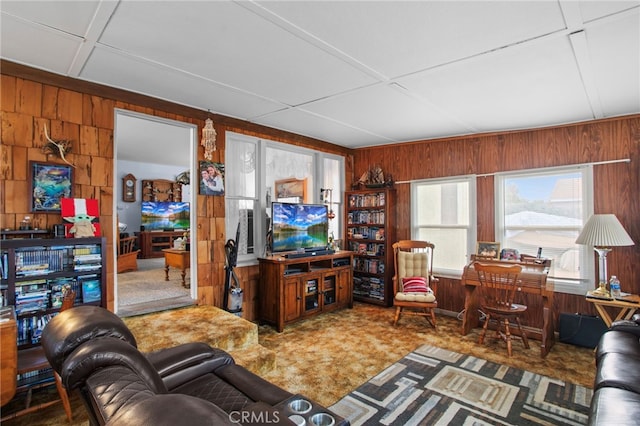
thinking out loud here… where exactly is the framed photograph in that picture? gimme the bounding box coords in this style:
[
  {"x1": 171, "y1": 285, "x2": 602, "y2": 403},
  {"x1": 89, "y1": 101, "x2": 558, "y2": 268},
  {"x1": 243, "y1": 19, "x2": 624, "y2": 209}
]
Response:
[
  {"x1": 30, "y1": 162, "x2": 73, "y2": 212},
  {"x1": 199, "y1": 161, "x2": 225, "y2": 196},
  {"x1": 275, "y1": 178, "x2": 307, "y2": 202},
  {"x1": 476, "y1": 241, "x2": 500, "y2": 258}
]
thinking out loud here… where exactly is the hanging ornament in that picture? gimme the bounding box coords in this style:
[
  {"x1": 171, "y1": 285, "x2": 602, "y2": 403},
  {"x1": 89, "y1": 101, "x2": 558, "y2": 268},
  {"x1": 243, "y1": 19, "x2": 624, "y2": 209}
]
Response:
[{"x1": 201, "y1": 116, "x2": 217, "y2": 160}]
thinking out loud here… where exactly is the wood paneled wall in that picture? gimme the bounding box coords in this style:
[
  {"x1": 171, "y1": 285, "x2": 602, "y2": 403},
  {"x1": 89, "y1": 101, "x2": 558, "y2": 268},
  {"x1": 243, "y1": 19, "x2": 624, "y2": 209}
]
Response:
[
  {"x1": 0, "y1": 61, "x2": 353, "y2": 321},
  {"x1": 352, "y1": 117, "x2": 640, "y2": 327},
  {"x1": 2, "y1": 59, "x2": 638, "y2": 328}
]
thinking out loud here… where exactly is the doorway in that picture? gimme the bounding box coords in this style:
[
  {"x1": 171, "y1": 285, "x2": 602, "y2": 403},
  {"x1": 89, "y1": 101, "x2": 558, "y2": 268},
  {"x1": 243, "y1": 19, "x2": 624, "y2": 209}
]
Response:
[{"x1": 114, "y1": 110, "x2": 197, "y2": 316}]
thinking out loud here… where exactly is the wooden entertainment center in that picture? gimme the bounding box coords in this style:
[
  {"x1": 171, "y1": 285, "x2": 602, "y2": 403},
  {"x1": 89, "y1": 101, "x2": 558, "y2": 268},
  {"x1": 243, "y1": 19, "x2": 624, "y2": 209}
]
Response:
[
  {"x1": 258, "y1": 251, "x2": 354, "y2": 332},
  {"x1": 138, "y1": 231, "x2": 185, "y2": 259}
]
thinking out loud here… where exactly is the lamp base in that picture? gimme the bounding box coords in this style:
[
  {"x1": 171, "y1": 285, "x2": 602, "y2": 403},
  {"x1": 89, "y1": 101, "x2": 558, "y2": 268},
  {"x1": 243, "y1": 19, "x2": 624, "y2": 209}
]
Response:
[
  {"x1": 596, "y1": 282, "x2": 610, "y2": 298},
  {"x1": 594, "y1": 246, "x2": 612, "y2": 290}
]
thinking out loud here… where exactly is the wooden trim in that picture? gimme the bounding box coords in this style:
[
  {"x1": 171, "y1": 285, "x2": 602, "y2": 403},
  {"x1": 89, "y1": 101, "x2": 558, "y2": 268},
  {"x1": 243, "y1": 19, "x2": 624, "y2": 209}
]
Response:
[{"x1": 0, "y1": 60, "x2": 353, "y2": 157}]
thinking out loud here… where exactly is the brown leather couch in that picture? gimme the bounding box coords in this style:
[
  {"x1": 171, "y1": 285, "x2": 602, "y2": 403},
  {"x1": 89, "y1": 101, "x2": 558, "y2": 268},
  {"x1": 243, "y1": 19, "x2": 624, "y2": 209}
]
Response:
[
  {"x1": 588, "y1": 314, "x2": 640, "y2": 425},
  {"x1": 42, "y1": 306, "x2": 348, "y2": 426}
]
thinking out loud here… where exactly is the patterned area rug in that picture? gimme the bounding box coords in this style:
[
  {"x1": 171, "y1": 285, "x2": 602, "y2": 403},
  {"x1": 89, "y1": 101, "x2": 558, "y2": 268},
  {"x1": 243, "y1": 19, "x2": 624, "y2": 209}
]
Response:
[{"x1": 330, "y1": 344, "x2": 590, "y2": 426}]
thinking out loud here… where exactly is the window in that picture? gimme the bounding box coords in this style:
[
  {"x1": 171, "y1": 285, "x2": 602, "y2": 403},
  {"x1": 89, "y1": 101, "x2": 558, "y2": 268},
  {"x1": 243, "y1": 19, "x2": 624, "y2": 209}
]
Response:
[
  {"x1": 495, "y1": 166, "x2": 593, "y2": 294},
  {"x1": 411, "y1": 176, "x2": 476, "y2": 276},
  {"x1": 321, "y1": 156, "x2": 344, "y2": 243},
  {"x1": 225, "y1": 132, "x2": 344, "y2": 265},
  {"x1": 225, "y1": 134, "x2": 259, "y2": 264}
]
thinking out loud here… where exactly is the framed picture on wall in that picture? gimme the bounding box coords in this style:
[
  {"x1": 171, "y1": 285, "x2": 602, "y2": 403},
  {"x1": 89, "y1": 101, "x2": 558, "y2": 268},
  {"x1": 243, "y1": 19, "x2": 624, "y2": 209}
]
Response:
[
  {"x1": 199, "y1": 161, "x2": 225, "y2": 196},
  {"x1": 275, "y1": 178, "x2": 307, "y2": 202},
  {"x1": 29, "y1": 162, "x2": 73, "y2": 212},
  {"x1": 476, "y1": 241, "x2": 501, "y2": 259}
]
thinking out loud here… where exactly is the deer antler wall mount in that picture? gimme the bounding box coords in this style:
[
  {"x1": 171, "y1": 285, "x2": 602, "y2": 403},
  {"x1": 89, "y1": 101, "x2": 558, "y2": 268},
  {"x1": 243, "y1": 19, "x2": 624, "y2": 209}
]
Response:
[{"x1": 42, "y1": 125, "x2": 76, "y2": 168}]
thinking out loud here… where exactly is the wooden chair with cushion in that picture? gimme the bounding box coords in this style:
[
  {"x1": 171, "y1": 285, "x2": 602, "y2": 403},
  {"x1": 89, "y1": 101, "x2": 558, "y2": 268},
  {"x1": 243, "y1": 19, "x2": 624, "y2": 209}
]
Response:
[
  {"x1": 392, "y1": 240, "x2": 438, "y2": 329},
  {"x1": 473, "y1": 262, "x2": 530, "y2": 357},
  {"x1": 118, "y1": 234, "x2": 139, "y2": 274}
]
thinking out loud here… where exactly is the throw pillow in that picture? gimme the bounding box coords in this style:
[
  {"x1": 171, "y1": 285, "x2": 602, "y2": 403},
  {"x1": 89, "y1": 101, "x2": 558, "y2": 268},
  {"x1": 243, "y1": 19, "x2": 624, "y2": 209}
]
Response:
[{"x1": 402, "y1": 276, "x2": 429, "y2": 293}]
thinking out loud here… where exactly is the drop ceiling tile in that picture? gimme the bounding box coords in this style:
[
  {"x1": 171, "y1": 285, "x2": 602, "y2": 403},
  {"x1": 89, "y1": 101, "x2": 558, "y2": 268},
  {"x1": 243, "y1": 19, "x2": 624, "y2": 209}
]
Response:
[
  {"x1": 0, "y1": 0, "x2": 99, "y2": 36},
  {"x1": 397, "y1": 35, "x2": 595, "y2": 133},
  {"x1": 257, "y1": 1, "x2": 567, "y2": 78},
  {"x1": 0, "y1": 13, "x2": 83, "y2": 75},
  {"x1": 585, "y1": 11, "x2": 640, "y2": 116},
  {"x1": 301, "y1": 84, "x2": 475, "y2": 143},
  {"x1": 81, "y1": 46, "x2": 286, "y2": 120},
  {"x1": 255, "y1": 108, "x2": 391, "y2": 147},
  {"x1": 98, "y1": 1, "x2": 376, "y2": 106},
  {"x1": 579, "y1": 0, "x2": 639, "y2": 22}
]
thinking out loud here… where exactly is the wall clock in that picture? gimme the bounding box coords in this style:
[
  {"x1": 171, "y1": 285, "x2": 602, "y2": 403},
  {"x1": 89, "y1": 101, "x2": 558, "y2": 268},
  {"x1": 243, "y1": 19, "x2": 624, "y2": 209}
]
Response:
[{"x1": 122, "y1": 173, "x2": 136, "y2": 202}]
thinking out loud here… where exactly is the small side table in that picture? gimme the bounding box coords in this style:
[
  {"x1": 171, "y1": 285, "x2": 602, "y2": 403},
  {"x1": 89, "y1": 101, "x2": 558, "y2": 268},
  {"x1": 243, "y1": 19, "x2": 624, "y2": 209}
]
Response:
[
  {"x1": 162, "y1": 249, "x2": 190, "y2": 288},
  {"x1": 585, "y1": 293, "x2": 640, "y2": 327}
]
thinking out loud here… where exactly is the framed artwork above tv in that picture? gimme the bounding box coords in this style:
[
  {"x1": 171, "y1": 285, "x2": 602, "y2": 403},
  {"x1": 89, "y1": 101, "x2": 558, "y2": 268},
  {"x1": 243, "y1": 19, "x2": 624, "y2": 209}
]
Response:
[{"x1": 275, "y1": 178, "x2": 307, "y2": 202}]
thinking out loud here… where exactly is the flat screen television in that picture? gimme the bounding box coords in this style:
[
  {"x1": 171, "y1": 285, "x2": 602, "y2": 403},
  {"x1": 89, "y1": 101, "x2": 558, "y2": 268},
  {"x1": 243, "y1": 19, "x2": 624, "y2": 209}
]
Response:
[
  {"x1": 271, "y1": 202, "x2": 328, "y2": 253},
  {"x1": 141, "y1": 201, "x2": 190, "y2": 231}
]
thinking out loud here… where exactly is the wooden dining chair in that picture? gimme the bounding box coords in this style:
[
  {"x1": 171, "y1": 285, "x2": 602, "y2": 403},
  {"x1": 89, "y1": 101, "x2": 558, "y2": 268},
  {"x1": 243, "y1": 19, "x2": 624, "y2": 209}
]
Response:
[
  {"x1": 392, "y1": 240, "x2": 438, "y2": 329},
  {"x1": 474, "y1": 262, "x2": 530, "y2": 357}
]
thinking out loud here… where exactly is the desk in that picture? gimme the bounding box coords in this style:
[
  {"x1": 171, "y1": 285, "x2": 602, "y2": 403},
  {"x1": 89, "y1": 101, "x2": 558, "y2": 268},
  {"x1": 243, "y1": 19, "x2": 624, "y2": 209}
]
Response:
[
  {"x1": 585, "y1": 294, "x2": 640, "y2": 327},
  {"x1": 162, "y1": 249, "x2": 190, "y2": 288},
  {"x1": 461, "y1": 258, "x2": 555, "y2": 358}
]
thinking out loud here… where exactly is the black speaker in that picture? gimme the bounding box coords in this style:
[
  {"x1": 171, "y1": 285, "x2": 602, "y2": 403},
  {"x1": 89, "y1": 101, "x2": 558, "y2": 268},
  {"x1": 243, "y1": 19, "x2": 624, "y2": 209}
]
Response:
[{"x1": 559, "y1": 313, "x2": 608, "y2": 349}]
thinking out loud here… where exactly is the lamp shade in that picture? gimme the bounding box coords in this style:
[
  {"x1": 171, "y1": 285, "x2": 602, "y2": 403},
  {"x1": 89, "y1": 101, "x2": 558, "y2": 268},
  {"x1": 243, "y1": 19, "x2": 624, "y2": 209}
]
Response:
[{"x1": 575, "y1": 214, "x2": 634, "y2": 247}]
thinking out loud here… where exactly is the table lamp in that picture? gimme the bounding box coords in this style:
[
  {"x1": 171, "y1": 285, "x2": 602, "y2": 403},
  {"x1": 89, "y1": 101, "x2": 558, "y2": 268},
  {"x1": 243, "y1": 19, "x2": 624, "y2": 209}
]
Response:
[{"x1": 575, "y1": 214, "x2": 634, "y2": 293}]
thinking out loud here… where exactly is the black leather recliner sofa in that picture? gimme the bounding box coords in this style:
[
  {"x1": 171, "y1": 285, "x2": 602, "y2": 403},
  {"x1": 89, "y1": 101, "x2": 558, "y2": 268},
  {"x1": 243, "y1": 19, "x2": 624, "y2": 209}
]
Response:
[
  {"x1": 588, "y1": 313, "x2": 640, "y2": 425},
  {"x1": 42, "y1": 306, "x2": 348, "y2": 426}
]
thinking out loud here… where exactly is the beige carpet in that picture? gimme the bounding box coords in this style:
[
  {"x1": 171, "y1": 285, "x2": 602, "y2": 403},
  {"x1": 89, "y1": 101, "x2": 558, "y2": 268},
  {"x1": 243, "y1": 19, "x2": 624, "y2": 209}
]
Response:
[
  {"x1": 2, "y1": 303, "x2": 596, "y2": 426},
  {"x1": 117, "y1": 258, "x2": 194, "y2": 317},
  {"x1": 258, "y1": 303, "x2": 595, "y2": 408}
]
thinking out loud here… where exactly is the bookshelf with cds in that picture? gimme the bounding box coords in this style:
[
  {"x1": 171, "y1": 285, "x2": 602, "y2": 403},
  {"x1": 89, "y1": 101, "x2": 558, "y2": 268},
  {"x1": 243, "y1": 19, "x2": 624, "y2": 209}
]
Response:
[
  {"x1": 345, "y1": 188, "x2": 395, "y2": 306},
  {"x1": 0, "y1": 237, "x2": 106, "y2": 350}
]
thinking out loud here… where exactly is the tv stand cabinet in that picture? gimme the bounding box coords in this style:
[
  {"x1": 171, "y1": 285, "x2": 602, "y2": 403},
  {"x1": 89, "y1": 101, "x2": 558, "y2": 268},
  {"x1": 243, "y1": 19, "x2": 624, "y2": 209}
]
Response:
[
  {"x1": 138, "y1": 231, "x2": 185, "y2": 259},
  {"x1": 259, "y1": 251, "x2": 354, "y2": 332}
]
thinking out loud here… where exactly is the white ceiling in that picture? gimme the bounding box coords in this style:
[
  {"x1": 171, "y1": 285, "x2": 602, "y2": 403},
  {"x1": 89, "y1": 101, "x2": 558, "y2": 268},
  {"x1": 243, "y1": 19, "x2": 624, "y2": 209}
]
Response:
[{"x1": 2, "y1": 0, "x2": 639, "y2": 155}]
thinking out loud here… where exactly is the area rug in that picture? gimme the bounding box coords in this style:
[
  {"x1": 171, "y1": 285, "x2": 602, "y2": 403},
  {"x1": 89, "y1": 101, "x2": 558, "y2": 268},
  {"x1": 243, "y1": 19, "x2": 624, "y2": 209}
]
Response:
[
  {"x1": 330, "y1": 344, "x2": 590, "y2": 426},
  {"x1": 117, "y1": 261, "x2": 190, "y2": 306},
  {"x1": 116, "y1": 259, "x2": 194, "y2": 317}
]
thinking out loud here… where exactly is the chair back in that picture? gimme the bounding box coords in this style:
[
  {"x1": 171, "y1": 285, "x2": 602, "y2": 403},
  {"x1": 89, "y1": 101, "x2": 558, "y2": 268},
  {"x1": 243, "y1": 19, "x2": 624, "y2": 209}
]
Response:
[
  {"x1": 393, "y1": 240, "x2": 435, "y2": 293},
  {"x1": 119, "y1": 235, "x2": 137, "y2": 255},
  {"x1": 473, "y1": 262, "x2": 522, "y2": 310}
]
